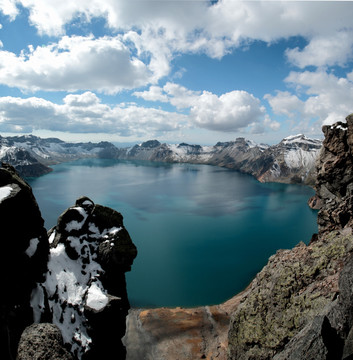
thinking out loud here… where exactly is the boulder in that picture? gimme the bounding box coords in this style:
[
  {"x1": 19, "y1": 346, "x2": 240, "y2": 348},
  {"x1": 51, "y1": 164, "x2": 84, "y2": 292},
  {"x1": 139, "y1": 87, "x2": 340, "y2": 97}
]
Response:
[{"x1": 16, "y1": 323, "x2": 74, "y2": 360}]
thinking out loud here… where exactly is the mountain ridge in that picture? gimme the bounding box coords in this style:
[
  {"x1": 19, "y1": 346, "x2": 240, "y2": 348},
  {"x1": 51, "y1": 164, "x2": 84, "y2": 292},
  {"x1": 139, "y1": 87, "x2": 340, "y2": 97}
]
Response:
[{"x1": 0, "y1": 133, "x2": 322, "y2": 184}]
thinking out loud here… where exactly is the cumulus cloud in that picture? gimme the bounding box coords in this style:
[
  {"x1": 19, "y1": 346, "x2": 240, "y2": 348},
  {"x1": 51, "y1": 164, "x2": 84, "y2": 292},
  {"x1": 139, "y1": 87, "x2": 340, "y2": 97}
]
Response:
[
  {"x1": 0, "y1": 92, "x2": 188, "y2": 136},
  {"x1": 265, "y1": 70, "x2": 353, "y2": 131},
  {"x1": 0, "y1": 1, "x2": 352, "y2": 92},
  {"x1": 264, "y1": 91, "x2": 304, "y2": 117},
  {"x1": 135, "y1": 83, "x2": 267, "y2": 133},
  {"x1": 286, "y1": 31, "x2": 353, "y2": 68},
  {"x1": 190, "y1": 90, "x2": 265, "y2": 132},
  {"x1": 0, "y1": 0, "x2": 18, "y2": 20},
  {"x1": 0, "y1": 35, "x2": 152, "y2": 93}
]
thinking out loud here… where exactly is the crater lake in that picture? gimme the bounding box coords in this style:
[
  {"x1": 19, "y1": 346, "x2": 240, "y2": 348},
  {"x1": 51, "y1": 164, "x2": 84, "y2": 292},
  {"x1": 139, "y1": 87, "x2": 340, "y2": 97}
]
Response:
[{"x1": 27, "y1": 158, "x2": 318, "y2": 308}]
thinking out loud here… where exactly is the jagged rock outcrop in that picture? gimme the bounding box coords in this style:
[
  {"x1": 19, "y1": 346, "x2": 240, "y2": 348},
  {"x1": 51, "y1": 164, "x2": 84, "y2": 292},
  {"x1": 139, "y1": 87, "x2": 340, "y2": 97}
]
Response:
[
  {"x1": 31, "y1": 196, "x2": 137, "y2": 359},
  {"x1": 314, "y1": 115, "x2": 353, "y2": 236},
  {"x1": 0, "y1": 164, "x2": 49, "y2": 360}
]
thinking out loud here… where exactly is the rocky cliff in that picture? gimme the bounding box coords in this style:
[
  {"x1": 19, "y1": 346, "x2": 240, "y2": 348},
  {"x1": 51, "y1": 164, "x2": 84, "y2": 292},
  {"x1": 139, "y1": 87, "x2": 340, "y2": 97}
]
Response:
[{"x1": 0, "y1": 164, "x2": 137, "y2": 359}]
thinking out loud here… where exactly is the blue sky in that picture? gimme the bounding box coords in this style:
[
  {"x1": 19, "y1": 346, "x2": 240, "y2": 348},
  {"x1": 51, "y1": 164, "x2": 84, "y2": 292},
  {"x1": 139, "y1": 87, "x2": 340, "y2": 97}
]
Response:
[{"x1": 0, "y1": 1, "x2": 352, "y2": 145}]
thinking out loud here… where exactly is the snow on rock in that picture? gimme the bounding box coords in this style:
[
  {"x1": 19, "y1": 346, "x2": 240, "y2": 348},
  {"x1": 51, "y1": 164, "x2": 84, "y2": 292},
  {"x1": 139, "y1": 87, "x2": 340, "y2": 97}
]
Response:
[
  {"x1": 284, "y1": 148, "x2": 319, "y2": 169},
  {"x1": 31, "y1": 196, "x2": 137, "y2": 359},
  {"x1": 282, "y1": 134, "x2": 322, "y2": 146},
  {"x1": 25, "y1": 237, "x2": 39, "y2": 257},
  {"x1": 0, "y1": 185, "x2": 12, "y2": 202},
  {"x1": 86, "y1": 282, "x2": 109, "y2": 311}
]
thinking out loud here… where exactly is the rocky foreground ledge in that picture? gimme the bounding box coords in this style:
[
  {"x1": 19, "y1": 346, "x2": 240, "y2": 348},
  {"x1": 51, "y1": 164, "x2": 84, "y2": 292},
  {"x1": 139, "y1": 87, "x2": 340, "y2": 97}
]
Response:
[
  {"x1": 0, "y1": 163, "x2": 137, "y2": 359},
  {"x1": 124, "y1": 115, "x2": 353, "y2": 360}
]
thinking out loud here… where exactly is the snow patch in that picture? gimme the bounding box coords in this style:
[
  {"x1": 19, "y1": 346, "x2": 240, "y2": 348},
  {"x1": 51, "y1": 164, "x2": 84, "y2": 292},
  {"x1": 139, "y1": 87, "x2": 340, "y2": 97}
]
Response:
[
  {"x1": 0, "y1": 185, "x2": 12, "y2": 203},
  {"x1": 284, "y1": 148, "x2": 319, "y2": 169},
  {"x1": 25, "y1": 237, "x2": 39, "y2": 257},
  {"x1": 48, "y1": 231, "x2": 56, "y2": 244},
  {"x1": 331, "y1": 124, "x2": 347, "y2": 131},
  {"x1": 89, "y1": 223, "x2": 122, "y2": 239},
  {"x1": 86, "y1": 282, "x2": 109, "y2": 311}
]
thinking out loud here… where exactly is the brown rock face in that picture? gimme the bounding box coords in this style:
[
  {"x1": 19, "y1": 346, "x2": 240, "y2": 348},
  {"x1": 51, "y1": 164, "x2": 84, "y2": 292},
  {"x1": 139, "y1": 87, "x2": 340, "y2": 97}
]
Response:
[
  {"x1": 123, "y1": 293, "x2": 247, "y2": 360},
  {"x1": 316, "y1": 114, "x2": 353, "y2": 236}
]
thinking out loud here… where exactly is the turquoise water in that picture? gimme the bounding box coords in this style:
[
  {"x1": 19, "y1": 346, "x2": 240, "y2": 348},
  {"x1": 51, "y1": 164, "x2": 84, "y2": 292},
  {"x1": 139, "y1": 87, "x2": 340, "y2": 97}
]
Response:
[{"x1": 27, "y1": 159, "x2": 318, "y2": 308}]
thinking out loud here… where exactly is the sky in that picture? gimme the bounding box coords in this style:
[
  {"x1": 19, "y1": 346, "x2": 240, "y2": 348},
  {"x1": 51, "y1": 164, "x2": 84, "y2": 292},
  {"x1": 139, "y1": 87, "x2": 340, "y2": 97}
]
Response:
[{"x1": 0, "y1": 0, "x2": 352, "y2": 145}]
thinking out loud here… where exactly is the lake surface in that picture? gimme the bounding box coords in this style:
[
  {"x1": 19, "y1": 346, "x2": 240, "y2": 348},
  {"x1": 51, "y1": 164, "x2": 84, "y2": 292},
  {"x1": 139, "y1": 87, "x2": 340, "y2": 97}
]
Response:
[{"x1": 27, "y1": 158, "x2": 318, "y2": 308}]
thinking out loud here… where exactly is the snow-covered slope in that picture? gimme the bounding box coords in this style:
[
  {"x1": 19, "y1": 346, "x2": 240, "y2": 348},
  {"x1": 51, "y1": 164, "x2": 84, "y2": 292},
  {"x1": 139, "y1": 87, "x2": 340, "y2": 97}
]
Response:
[{"x1": 257, "y1": 134, "x2": 322, "y2": 184}]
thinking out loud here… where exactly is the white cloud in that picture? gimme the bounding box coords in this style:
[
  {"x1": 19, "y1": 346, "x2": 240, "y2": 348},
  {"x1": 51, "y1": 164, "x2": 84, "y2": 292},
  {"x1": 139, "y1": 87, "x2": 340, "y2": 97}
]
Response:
[
  {"x1": 3, "y1": 1, "x2": 353, "y2": 65},
  {"x1": 266, "y1": 70, "x2": 353, "y2": 131},
  {"x1": 0, "y1": 35, "x2": 151, "y2": 93},
  {"x1": 0, "y1": 0, "x2": 18, "y2": 20},
  {"x1": 133, "y1": 85, "x2": 169, "y2": 103},
  {"x1": 134, "y1": 83, "x2": 268, "y2": 133},
  {"x1": 190, "y1": 90, "x2": 265, "y2": 132},
  {"x1": 264, "y1": 91, "x2": 304, "y2": 117},
  {"x1": 286, "y1": 31, "x2": 353, "y2": 68},
  {"x1": 0, "y1": 92, "x2": 188, "y2": 136}
]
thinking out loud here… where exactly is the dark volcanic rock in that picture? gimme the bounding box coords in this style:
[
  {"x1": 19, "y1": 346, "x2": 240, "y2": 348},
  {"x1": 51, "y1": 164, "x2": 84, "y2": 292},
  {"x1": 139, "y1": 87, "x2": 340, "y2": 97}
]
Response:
[
  {"x1": 31, "y1": 196, "x2": 137, "y2": 359},
  {"x1": 16, "y1": 323, "x2": 74, "y2": 360},
  {"x1": 0, "y1": 164, "x2": 49, "y2": 360}
]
